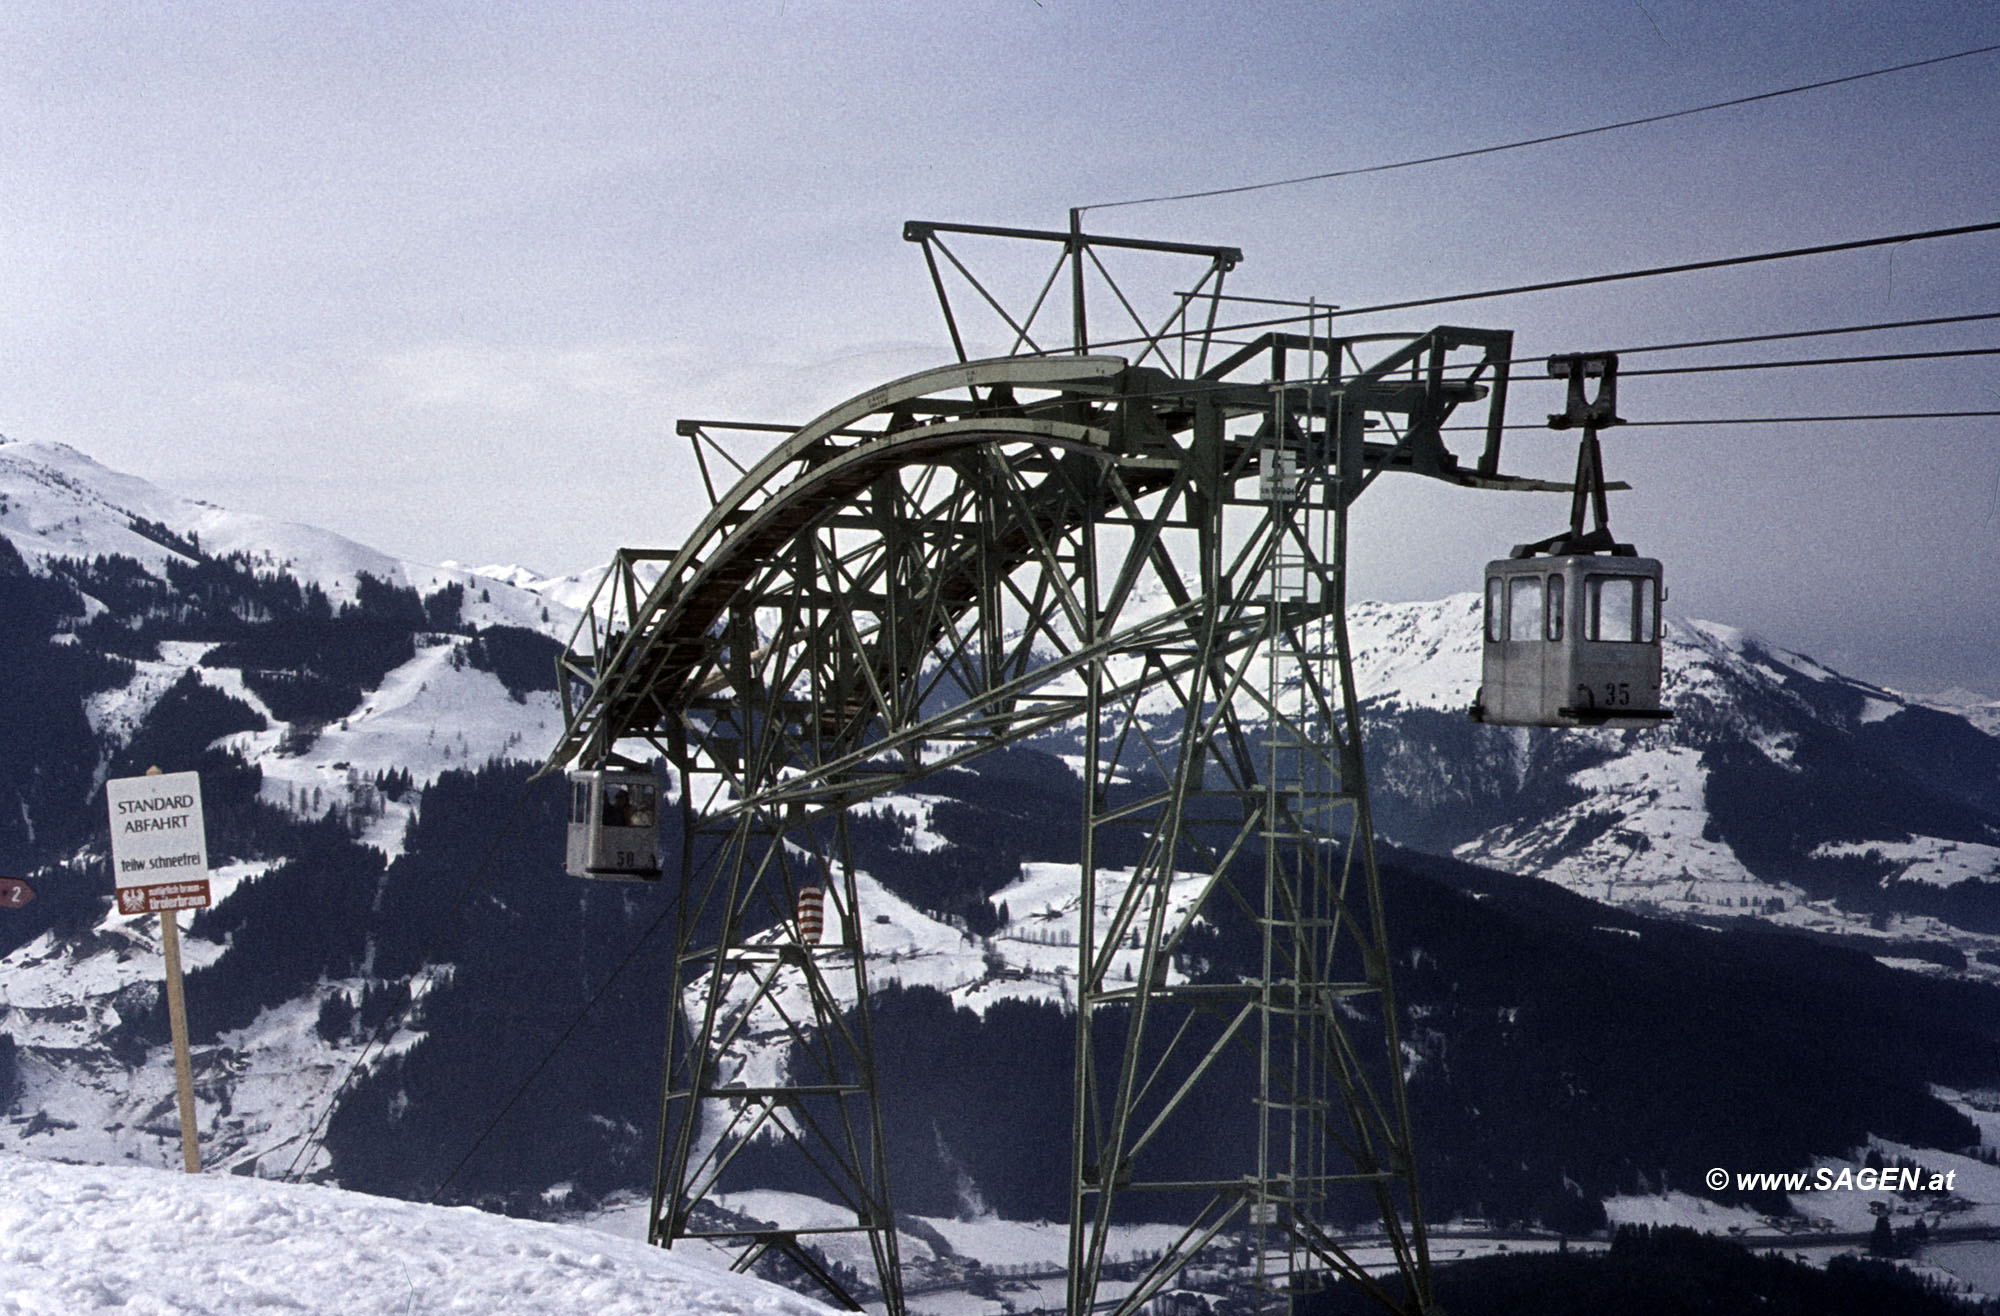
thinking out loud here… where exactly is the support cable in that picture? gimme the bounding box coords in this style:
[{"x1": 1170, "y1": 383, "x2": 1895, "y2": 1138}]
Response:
[
  {"x1": 1080, "y1": 43, "x2": 2000, "y2": 213},
  {"x1": 1446, "y1": 409, "x2": 2000, "y2": 432},
  {"x1": 280, "y1": 773, "x2": 550, "y2": 1184},
  {"x1": 427, "y1": 873, "x2": 694, "y2": 1205},
  {"x1": 928, "y1": 343, "x2": 2000, "y2": 425},
  {"x1": 1499, "y1": 344, "x2": 2000, "y2": 377},
  {"x1": 1107, "y1": 223, "x2": 2000, "y2": 359},
  {"x1": 1314, "y1": 219, "x2": 2000, "y2": 321},
  {"x1": 1605, "y1": 309, "x2": 2000, "y2": 356},
  {"x1": 1617, "y1": 346, "x2": 2000, "y2": 376},
  {"x1": 670, "y1": 313, "x2": 2000, "y2": 449}
]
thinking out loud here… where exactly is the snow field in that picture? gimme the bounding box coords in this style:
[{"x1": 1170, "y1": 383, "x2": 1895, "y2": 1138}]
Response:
[
  {"x1": 695, "y1": 857, "x2": 1213, "y2": 1098},
  {"x1": 1812, "y1": 838, "x2": 2000, "y2": 889},
  {"x1": 1455, "y1": 744, "x2": 1778, "y2": 915},
  {"x1": 0, "y1": 1152, "x2": 838, "y2": 1315}
]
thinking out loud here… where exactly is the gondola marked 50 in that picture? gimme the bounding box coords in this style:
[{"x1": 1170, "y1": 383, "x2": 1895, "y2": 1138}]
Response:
[{"x1": 107, "y1": 770, "x2": 212, "y2": 915}]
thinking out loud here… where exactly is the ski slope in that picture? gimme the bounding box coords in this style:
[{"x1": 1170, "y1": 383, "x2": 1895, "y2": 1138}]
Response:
[{"x1": 0, "y1": 1151, "x2": 836, "y2": 1315}]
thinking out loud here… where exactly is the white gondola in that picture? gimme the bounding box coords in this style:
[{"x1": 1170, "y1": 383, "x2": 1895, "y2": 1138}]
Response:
[
  {"x1": 1473, "y1": 553, "x2": 1668, "y2": 726},
  {"x1": 565, "y1": 767, "x2": 662, "y2": 879},
  {"x1": 1470, "y1": 350, "x2": 1673, "y2": 728}
]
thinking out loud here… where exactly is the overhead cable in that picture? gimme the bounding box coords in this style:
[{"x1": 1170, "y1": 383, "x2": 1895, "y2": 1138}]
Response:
[
  {"x1": 1606, "y1": 310, "x2": 2000, "y2": 356},
  {"x1": 1504, "y1": 345, "x2": 2000, "y2": 378},
  {"x1": 281, "y1": 776, "x2": 549, "y2": 1184},
  {"x1": 1594, "y1": 410, "x2": 2000, "y2": 426},
  {"x1": 1446, "y1": 409, "x2": 2000, "y2": 432},
  {"x1": 1316, "y1": 219, "x2": 2000, "y2": 321},
  {"x1": 1081, "y1": 42, "x2": 2000, "y2": 213},
  {"x1": 427, "y1": 871, "x2": 693, "y2": 1205},
  {"x1": 1088, "y1": 223, "x2": 2000, "y2": 357},
  {"x1": 1619, "y1": 346, "x2": 2000, "y2": 376}
]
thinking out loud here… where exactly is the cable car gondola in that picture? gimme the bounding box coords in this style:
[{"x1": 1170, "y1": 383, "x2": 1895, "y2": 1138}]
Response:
[
  {"x1": 565, "y1": 766, "x2": 662, "y2": 879},
  {"x1": 1470, "y1": 353, "x2": 1672, "y2": 729}
]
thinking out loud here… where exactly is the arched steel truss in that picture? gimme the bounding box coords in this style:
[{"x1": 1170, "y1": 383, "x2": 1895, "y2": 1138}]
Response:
[{"x1": 546, "y1": 223, "x2": 1549, "y2": 1316}]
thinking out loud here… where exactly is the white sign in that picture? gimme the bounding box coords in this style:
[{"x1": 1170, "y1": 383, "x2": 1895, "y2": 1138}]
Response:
[{"x1": 107, "y1": 771, "x2": 212, "y2": 915}]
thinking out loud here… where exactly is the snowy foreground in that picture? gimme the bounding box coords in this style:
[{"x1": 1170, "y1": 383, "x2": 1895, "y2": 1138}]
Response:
[{"x1": 0, "y1": 1153, "x2": 835, "y2": 1316}]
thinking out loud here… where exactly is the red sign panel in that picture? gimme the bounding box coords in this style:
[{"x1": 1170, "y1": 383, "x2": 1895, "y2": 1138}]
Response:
[
  {"x1": 0, "y1": 876, "x2": 34, "y2": 909},
  {"x1": 115, "y1": 879, "x2": 210, "y2": 916}
]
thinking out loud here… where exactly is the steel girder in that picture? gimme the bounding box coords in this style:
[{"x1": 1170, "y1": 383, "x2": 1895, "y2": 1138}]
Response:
[{"x1": 545, "y1": 327, "x2": 1514, "y2": 1315}]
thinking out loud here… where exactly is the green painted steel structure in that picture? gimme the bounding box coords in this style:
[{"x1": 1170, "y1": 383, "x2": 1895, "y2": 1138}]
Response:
[{"x1": 544, "y1": 221, "x2": 1555, "y2": 1314}]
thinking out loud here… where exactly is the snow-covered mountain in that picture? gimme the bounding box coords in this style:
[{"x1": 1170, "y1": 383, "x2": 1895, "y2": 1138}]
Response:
[
  {"x1": 0, "y1": 438, "x2": 578, "y2": 614},
  {"x1": 5, "y1": 438, "x2": 2000, "y2": 1288},
  {"x1": 0, "y1": 436, "x2": 579, "y2": 845},
  {"x1": 1339, "y1": 595, "x2": 2000, "y2": 956},
  {"x1": 0, "y1": 438, "x2": 600, "y2": 1178}
]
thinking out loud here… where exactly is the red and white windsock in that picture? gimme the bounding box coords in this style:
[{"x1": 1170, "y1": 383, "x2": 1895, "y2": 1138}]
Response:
[{"x1": 796, "y1": 885, "x2": 824, "y2": 945}]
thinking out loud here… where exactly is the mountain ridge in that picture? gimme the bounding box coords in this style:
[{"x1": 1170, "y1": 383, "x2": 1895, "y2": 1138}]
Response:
[{"x1": 2, "y1": 440, "x2": 1999, "y2": 1264}]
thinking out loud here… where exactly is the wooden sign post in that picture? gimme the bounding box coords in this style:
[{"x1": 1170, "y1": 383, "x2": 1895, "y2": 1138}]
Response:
[{"x1": 106, "y1": 766, "x2": 212, "y2": 1174}]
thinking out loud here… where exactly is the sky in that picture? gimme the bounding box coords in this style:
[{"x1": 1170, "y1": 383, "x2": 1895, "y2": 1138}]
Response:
[{"x1": 3, "y1": 1, "x2": 1999, "y2": 692}]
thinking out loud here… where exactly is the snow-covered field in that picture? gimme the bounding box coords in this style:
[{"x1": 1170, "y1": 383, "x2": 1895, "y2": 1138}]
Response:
[
  {"x1": 690, "y1": 856, "x2": 1215, "y2": 1118},
  {"x1": 1455, "y1": 742, "x2": 1777, "y2": 912},
  {"x1": 0, "y1": 1151, "x2": 836, "y2": 1315},
  {"x1": 1812, "y1": 838, "x2": 2000, "y2": 889},
  {"x1": 1592, "y1": 1105, "x2": 2000, "y2": 1306},
  {"x1": 0, "y1": 907, "x2": 427, "y2": 1177}
]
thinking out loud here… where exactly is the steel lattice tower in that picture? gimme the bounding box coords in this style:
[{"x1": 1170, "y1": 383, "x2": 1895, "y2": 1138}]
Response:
[{"x1": 545, "y1": 219, "x2": 1551, "y2": 1314}]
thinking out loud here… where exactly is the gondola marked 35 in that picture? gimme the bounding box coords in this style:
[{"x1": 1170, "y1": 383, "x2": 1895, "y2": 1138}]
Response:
[
  {"x1": 1471, "y1": 352, "x2": 1673, "y2": 727},
  {"x1": 107, "y1": 770, "x2": 213, "y2": 914}
]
